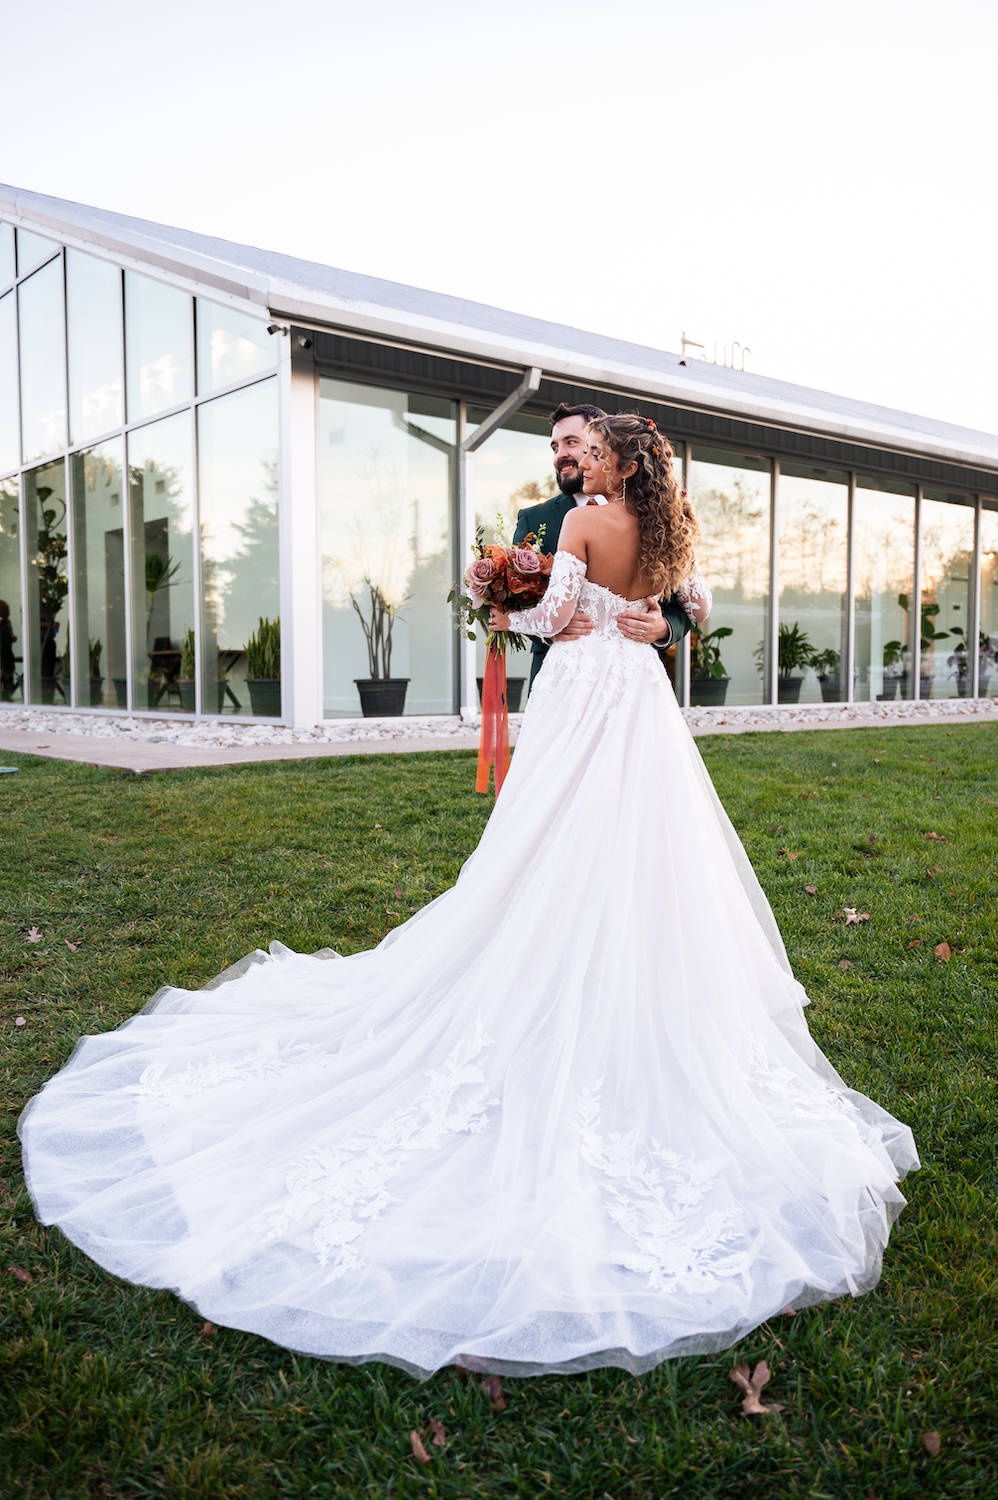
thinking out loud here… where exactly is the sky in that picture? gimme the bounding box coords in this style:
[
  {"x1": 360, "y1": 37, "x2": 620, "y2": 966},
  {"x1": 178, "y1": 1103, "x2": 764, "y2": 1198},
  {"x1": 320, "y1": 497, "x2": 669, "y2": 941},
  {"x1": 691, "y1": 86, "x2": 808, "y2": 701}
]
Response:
[{"x1": 3, "y1": 0, "x2": 997, "y2": 435}]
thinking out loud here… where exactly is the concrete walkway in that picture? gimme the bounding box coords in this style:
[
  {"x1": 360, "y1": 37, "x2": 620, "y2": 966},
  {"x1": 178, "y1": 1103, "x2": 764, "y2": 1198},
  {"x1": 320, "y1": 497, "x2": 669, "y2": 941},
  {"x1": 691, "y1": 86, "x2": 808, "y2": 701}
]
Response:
[{"x1": 0, "y1": 699, "x2": 994, "y2": 775}]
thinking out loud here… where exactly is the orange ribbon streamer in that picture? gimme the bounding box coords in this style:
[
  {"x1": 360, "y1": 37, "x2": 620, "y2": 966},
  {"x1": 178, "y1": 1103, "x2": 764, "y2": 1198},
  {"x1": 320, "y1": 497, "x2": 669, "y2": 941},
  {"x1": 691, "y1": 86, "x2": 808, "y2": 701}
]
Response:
[{"x1": 475, "y1": 638, "x2": 511, "y2": 795}]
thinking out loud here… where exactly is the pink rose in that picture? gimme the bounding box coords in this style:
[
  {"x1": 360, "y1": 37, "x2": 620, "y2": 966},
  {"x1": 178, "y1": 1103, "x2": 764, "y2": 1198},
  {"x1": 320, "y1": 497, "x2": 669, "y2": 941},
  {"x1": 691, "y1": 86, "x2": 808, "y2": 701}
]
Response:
[
  {"x1": 465, "y1": 557, "x2": 496, "y2": 593},
  {"x1": 510, "y1": 547, "x2": 541, "y2": 574}
]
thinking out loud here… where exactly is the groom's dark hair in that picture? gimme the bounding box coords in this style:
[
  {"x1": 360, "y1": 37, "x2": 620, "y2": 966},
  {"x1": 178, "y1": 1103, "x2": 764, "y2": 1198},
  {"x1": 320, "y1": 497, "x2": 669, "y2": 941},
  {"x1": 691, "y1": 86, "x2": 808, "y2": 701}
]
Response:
[{"x1": 548, "y1": 401, "x2": 607, "y2": 427}]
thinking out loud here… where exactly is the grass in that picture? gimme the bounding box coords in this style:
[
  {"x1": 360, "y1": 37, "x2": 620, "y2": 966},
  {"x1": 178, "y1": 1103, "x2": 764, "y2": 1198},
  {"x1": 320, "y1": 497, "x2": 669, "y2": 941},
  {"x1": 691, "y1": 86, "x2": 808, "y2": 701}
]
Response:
[{"x1": 1, "y1": 723, "x2": 996, "y2": 1499}]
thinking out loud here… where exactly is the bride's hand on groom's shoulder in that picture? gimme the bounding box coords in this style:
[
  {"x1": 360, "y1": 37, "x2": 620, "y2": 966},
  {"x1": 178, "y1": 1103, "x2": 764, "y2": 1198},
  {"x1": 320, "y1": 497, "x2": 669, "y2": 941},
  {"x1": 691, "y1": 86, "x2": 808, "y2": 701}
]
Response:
[{"x1": 552, "y1": 610, "x2": 594, "y2": 643}]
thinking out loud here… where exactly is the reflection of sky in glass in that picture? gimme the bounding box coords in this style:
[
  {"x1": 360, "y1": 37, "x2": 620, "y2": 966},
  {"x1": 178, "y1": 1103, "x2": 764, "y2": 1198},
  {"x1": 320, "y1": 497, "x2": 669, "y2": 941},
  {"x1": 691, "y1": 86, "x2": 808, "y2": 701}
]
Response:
[
  {"x1": 67, "y1": 250, "x2": 123, "y2": 445},
  {"x1": 0, "y1": 292, "x2": 17, "y2": 474},
  {"x1": 19, "y1": 259, "x2": 67, "y2": 462},
  {"x1": 852, "y1": 484, "x2": 914, "y2": 701},
  {"x1": 920, "y1": 492, "x2": 973, "y2": 699},
  {"x1": 690, "y1": 450, "x2": 770, "y2": 705},
  {"x1": 71, "y1": 439, "x2": 126, "y2": 700},
  {"x1": 0, "y1": 224, "x2": 14, "y2": 287},
  {"x1": 16, "y1": 228, "x2": 58, "y2": 277},
  {"x1": 196, "y1": 299, "x2": 276, "y2": 394},
  {"x1": 198, "y1": 377, "x2": 278, "y2": 649},
  {"x1": 125, "y1": 272, "x2": 192, "y2": 421},
  {"x1": 778, "y1": 466, "x2": 848, "y2": 703}
]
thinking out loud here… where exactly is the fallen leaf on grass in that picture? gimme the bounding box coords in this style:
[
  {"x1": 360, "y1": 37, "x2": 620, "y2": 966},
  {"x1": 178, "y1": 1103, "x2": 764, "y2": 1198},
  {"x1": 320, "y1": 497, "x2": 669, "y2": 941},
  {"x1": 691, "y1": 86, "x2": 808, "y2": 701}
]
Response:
[
  {"x1": 15, "y1": 1016, "x2": 26, "y2": 1026},
  {"x1": 25, "y1": 927, "x2": 42, "y2": 943},
  {"x1": 907, "y1": 940, "x2": 922, "y2": 949},
  {"x1": 410, "y1": 1430, "x2": 431, "y2": 1466},
  {"x1": 804, "y1": 885, "x2": 817, "y2": 895},
  {"x1": 428, "y1": 1417, "x2": 446, "y2": 1447},
  {"x1": 926, "y1": 866, "x2": 942, "y2": 878},
  {"x1": 934, "y1": 943, "x2": 952, "y2": 962},
  {"x1": 779, "y1": 1306, "x2": 798, "y2": 1316},
  {"x1": 201, "y1": 1321, "x2": 215, "y2": 1337},
  {"x1": 922, "y1": 1430, "x2": 941, "y2": 1456},
  {"x1": 65, "y1": 940, "x2": 79, "y2": 952},
  {"x1": 483, "y1": 1374, "x2": 506, "y2": 1411},
  {"x1": 8, "y1": 1265, "x2": 33, "y2": 1284},
  {"x1": 729, "y1": 1360, "x2": 785, "y2": 1416},
  {"x1": 833, "y1": 908, "x2": 870, "y2": 925},
  {"x1": 394, "y1": 888, "x2": 402, "y2": 899},
  {"x1": 838, "y1": 959, "x2": 854, "y2": 970},
  {"x1": 776, "y1": 848, "x2": 800, "y2": 861}
]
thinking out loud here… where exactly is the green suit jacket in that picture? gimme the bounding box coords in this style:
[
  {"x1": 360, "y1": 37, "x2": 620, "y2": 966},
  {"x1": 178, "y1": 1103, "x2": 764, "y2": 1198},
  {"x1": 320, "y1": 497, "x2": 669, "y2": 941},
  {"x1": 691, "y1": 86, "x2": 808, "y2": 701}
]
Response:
[{"x1": 512, "y1": 496, "x2": 694, "y2": 687}]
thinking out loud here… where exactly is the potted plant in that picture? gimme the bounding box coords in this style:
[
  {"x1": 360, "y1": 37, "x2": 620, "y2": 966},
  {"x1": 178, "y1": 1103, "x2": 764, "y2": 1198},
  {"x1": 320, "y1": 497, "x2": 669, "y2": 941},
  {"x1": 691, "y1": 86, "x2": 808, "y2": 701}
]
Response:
[
  {"x1": 35, "y1": 485, "x2": 68, "y2": 704},
  {"x1": 352, "y1": 580, "x2": 409, "y2": 716},
  {"x1": 88, "y1": 637, "x2": 104, "y2": 706},
  {"x1": 897, "y1": 593, "x2": 950, "y2": 697},
  {"x1": 880, "y1": 639, "x2": 904, "y2": 700},
  {"x1": 755, "y1": 622, "x2": 815, "y2": 703},
  {"x1": 245, "y1": 617, "x2": 281, "y2": 717},
  {"x1": 811, "y1": 647, "x2": 842, "y2": 704},
  {"x1": 947, "y1": 627, "x2": 995, "y2": 697},
  {"x1": 176, "y1": 628, "x2": 196, "y2": 712},
  {"x1": 690, "y1": 624, "x2": 733, "y2": 706}
]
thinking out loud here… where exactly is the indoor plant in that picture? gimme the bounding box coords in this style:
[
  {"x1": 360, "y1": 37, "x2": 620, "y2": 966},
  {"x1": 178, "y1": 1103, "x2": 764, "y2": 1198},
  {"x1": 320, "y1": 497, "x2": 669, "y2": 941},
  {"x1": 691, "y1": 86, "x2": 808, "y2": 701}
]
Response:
[
  {"x1": 690, "y1": 624, "x2": 733, "y2": 706},
  {"x1": 811, "y1": 646, "x2": 842, "y2": 704},
  {"x1": 947, "y1": 626, "x2": 995, "y2": 697},
  {"x1": 352, "y1": 580, "x2": 409, "y2": 716},
  {"x1": 176, "y1": 628, "x2": 196, "y2": 712},
  {"x1": 898, "y1": 593, "x2": 950, "y2": 697},
  {"x1": 245, "y1": 616, "x2": 281, "y2": 717},
  {"x1": 880, "y1": 639, "x2": 904, "y2": 700},
  {"x1": 755, "y1": 622, "x2": 815, "y2": 703},
  {"x1": 88, "y1": 637, "x2": 104, "y2": 706}
]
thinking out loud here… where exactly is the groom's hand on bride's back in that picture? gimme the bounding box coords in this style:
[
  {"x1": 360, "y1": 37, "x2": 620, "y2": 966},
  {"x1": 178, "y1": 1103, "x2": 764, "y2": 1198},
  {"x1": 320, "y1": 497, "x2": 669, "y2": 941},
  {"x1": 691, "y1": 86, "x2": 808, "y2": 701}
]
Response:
[
  {"x1": 616, "y1": 597, "x2": 672, "y2": 645},
  {"x1": 552, "y1": 610, "x2": 594, "y2": 643}
]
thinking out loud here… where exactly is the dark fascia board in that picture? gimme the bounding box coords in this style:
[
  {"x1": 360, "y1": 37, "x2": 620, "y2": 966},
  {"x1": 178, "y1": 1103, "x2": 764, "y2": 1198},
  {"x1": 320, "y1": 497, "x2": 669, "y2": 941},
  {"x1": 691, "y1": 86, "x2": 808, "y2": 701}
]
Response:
[{"x1": 300, "y1": 329, "x2": 998, "y2": 496}]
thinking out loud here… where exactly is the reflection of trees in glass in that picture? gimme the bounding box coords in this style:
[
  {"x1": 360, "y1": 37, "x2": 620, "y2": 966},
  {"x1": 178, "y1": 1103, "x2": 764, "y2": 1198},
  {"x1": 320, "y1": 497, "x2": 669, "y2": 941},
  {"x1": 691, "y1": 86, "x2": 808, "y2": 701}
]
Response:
[
  {"x1": 693, "y1": 478, "x2": 767, "y2": 597},
  {"x1": 780, "y1": 500, "x2": 845, "y2": 595},
  {"x1": 325, "y1": 447, "x2": 415, "y2": 612},
  {"x1": 854, "y1": 511, "x2": 912, "y2": 601},
  {"x1": 34, "y1": 486, "x2": 68, "y2": 679},
  {"x1": 204, "y1": 456, "x2": 278, "y2": 646}
]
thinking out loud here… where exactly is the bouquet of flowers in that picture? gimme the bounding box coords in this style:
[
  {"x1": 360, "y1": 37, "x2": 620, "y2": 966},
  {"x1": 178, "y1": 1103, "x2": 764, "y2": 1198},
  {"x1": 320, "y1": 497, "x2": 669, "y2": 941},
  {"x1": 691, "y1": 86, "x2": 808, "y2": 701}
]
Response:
[{"x1": 448, "y1": 517, "x2": 551, "y2": 795}]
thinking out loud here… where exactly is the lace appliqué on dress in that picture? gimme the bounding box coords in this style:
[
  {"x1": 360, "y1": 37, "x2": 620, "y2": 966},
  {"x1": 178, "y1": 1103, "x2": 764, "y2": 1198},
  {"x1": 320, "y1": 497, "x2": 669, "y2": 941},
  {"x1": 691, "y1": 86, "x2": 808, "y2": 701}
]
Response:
[
  {"x1": 510, "y1": 551, "x2": 587, "y2": 639},
  {"x1": 748, "y1": 1040, "x2": 860, "y2": 1124},
  {"x1": 576, "y1": 1083, "x2": 748, "y2": 1294},
  {"x1": 675, "y1": 565, "x2": 713, "y2": 624},
  {"x1": 125, "y1": 1040, "x2": 313, "y2": 1102},
  {"x1": 263, "y1": 1021, "x2": 498, "y2": 1281}
]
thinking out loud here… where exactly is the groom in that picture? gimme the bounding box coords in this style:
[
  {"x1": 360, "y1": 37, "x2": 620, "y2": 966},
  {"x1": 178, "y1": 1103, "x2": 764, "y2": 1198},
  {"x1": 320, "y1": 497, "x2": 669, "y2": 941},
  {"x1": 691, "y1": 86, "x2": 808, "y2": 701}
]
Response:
[{"x1": 512, "y1": 402, "x2": 694, "y2": 690}]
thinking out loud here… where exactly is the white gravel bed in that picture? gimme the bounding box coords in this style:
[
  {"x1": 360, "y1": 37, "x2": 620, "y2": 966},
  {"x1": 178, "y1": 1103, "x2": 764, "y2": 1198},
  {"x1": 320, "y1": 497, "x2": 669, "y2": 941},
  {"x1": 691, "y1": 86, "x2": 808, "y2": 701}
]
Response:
[{"x1": 1, "y1": 696, "x2": 995, "y2": 750}]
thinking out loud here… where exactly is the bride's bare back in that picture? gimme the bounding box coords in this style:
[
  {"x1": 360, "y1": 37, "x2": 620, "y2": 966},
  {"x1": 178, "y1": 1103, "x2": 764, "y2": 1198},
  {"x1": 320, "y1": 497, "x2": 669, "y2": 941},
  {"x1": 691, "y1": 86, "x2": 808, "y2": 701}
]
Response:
[{"x1": 558, "y1": 503, "x2": 655, "y2": 602}]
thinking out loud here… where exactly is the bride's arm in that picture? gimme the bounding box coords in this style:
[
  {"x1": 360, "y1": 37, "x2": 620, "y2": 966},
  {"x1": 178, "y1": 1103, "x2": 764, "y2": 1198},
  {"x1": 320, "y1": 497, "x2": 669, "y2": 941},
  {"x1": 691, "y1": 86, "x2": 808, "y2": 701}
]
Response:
[
  {"x1": 677, "y1": 564, "x2": 712, "y2": 624},
  {"x1": 491, "y1": 550, "x2": 588, "y2": 637}
]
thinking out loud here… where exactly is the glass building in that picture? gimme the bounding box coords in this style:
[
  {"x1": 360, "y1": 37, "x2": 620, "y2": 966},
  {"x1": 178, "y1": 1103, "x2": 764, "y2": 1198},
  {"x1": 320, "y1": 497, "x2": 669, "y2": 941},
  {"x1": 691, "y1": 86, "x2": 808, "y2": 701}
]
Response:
[{"x1": 2, "y1": 185, "x2": 997, "y2": 721}]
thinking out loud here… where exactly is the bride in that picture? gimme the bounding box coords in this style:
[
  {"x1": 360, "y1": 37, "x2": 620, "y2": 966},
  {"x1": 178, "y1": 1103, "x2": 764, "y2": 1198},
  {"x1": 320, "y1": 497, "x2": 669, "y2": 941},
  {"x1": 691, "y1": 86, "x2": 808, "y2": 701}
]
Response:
[{"x1": 19, "y1": 413, "x2": 918, "y2": 1381}]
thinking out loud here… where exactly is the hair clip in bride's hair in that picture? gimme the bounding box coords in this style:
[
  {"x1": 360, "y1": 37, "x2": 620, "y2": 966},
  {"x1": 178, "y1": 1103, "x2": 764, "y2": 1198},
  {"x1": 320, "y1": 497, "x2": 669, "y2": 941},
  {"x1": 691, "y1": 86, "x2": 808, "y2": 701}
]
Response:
[{"x1": 646, "y1": 419, "x2": 657, "y2": 432}]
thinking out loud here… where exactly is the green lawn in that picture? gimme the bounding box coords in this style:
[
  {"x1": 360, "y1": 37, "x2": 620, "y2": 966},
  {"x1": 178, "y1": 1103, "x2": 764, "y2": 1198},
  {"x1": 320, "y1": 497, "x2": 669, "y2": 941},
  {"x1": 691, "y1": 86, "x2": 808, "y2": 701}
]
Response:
[{"x1": 1, "y1": 724, "x2": 996, "y2": 1499}]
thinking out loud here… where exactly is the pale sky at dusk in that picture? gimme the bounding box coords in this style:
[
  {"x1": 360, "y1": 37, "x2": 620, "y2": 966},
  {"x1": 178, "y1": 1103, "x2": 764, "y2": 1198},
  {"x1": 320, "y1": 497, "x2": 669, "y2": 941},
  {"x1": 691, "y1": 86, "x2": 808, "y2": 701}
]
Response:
[{"x1": 3, "y1": 0, "x2": 996, "y2": 434}]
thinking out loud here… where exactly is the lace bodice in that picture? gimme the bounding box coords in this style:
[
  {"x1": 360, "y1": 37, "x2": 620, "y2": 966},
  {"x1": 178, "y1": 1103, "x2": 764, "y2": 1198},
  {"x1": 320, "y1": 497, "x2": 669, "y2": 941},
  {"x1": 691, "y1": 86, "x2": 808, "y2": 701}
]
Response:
[{"x1": 510, "y1": 551, "x2": 712, "y2": 639}]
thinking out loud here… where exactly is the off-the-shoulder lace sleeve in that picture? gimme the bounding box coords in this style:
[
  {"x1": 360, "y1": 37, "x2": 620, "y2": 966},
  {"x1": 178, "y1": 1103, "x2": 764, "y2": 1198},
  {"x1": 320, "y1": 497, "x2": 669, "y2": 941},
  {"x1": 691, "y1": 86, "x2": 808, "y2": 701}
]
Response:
[
  {"x1": 509, "y1": 551, "x2": 587, "y2": 638},
  {"x1": 675, "y1": 564, "x2": 712, "y2": 623}
]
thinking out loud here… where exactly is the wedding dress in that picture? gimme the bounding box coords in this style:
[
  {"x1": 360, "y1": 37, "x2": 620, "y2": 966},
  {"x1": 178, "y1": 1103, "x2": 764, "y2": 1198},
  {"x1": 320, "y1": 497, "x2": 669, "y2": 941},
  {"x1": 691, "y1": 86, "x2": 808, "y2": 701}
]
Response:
[{"x1": 20, "y1": 552, "x2": 918, "y2": 1380}]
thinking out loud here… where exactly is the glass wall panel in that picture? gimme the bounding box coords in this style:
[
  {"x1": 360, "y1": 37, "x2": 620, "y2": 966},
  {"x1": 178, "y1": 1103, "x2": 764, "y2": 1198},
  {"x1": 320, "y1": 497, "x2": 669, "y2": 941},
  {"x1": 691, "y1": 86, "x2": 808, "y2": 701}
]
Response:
[
  {"x1": 468, "y1": 407, "x2": 556, "y2": 704},
  {"x1": 199, "y1": 377, "x2": 279, "y2": 716},
  {"x1": 67, "y1": 250, "x2": 123, "y2": 445},
  {"x1": 853, "y1": 477, "x2": 915, "y2": 701},
  {"x1": 778, "y1": 463, "x2": 848, "y2": 703},
  {"x1": 71, "y1": 441, "x2": 126, "y2": 709},
  {"x1": 0, "y1": 223, "x2": 13, "y2": 288},
  {"x1": 24, "y1": 458, "x2": 68, "y2": 703},
  {"x1": 16, "y1": 229, "x2": 58, "y2": 277},
  {"x1": 920, "y1": 489, "x2": 974, "y2": 699},
  {"x1": 124, "y1": 271, "x2": 192, "y2": 422},
  {"x1": 689, "y1": 446, "x2": 771, "y2": 705},
  {"x1": 319, "y1": 378, "x2": 456, "y2": 717},
  {"x1": 0, "y1": 476, "x2": 22, "y2": 702},
  {"x1": 127, "y1": 414, "x2": 196, "y2": 712},
  {"x1": 196, "y1": 299, "x2": 276, "y2": 394},
  {"x1": 18, "y1": 257, "x2": 67, "y2": 463},
  {"x1": 0, "y1": 290, "x2": 17, "y2": 475},
  {"x1": 980, "y1": 501, "x2": 998, "y2": 698}
]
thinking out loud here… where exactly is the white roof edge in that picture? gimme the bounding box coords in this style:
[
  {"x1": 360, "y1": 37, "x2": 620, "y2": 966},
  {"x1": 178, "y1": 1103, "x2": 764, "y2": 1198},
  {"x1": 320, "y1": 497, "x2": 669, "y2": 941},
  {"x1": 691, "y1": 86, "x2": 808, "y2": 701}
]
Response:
[
  {"x1": 3, "y1": 183, "x2": 997, "y2": 478},
  {"x1": 268, "y1": 283, "x2": 998, "y2": 473}
]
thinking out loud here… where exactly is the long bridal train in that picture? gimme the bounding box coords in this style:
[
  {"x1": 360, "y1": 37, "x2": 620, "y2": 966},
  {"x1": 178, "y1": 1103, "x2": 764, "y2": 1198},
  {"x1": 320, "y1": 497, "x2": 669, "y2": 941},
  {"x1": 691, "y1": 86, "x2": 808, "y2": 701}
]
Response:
[{"x1": 20, "y1": 558, "x2": 918, "y2": 1379}]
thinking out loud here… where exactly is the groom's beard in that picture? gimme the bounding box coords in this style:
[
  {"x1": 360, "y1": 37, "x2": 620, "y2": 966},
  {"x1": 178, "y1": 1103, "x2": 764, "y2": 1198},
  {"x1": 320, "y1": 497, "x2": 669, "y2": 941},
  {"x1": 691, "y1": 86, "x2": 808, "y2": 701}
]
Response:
[{"x1": 556, "y1": 464, "x2": 585, "y2": 495}]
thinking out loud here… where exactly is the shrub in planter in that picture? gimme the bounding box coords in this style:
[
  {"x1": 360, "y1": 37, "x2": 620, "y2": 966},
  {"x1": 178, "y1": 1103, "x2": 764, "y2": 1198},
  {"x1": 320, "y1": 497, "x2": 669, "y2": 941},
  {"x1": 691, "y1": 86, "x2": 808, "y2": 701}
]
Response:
[
  {"x1": 176, "y1": 628, "x2": 196, "y2": 712},
  {"x1": 754, "y1": 622, "x2": 815, "y2": 703},
  {"x1": 245, "y1": 617, "x2": 281, "y2": 717},
  {"x1": 350, "y1": 580, "x2": 409, "y2": 717},
  {"x1": 812, "y1": 647, "x2": 842, "y2": 703},
  {"x1": 690, "y1": 625, "x2": 732, "y2": 706}
]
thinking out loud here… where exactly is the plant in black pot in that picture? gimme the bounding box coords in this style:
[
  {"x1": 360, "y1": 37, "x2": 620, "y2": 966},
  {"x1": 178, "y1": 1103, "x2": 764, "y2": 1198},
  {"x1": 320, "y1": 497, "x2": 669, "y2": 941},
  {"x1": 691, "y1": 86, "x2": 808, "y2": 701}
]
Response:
[
  {"x1": 690, "y1": 624, "x2": 733, "y2": 706},
  {"x1": 88, "y1": 637, "x2": 104, "y2": 706},
  {"x1": 898, "y1": 593, "x2": 949, "y2": 696},
  {"x1": 879, "y1": 638, "x2": 904, "y2": 699},
  {"x1": 176, "y1": 628, "x2": 196, "y2": 712},
  {"x1": 754, "y1": 622, "x2": 815, "y2": 703},
  {"x1": 352, "y1": 579, "x2": 410, "y2": 716},
  {"x1": 947, "y1": 626, "x2": 994, "y2": 697},
  {"x1": 35, "y1": 486, "x2": 68, "y2": 704},
  {"x1": 811, "y1": 647, "x2": 842, "y2": 704},
  {"x1": 245, "y1": 617, "x2": 281, "y2": 717}
]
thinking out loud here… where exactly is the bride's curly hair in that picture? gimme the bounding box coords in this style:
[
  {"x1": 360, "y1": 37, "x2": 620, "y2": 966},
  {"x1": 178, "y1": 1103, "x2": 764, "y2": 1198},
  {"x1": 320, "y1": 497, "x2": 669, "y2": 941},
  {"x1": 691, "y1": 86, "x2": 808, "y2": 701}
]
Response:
[{"x1": 588, "y1": 413, "x2": 700, "y2": 597}]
